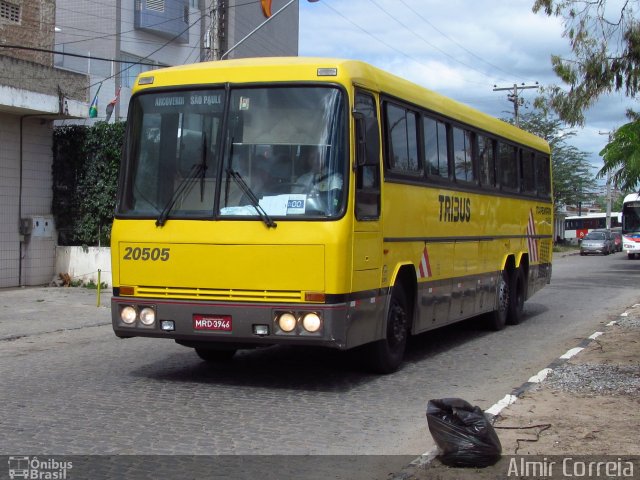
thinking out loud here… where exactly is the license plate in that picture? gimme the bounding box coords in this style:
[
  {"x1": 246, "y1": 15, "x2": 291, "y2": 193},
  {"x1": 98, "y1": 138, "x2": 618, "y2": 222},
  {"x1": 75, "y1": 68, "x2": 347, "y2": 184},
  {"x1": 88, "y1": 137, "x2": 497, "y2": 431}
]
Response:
[{"x1": 193, "y1": 314, "x2": 232, "y2": 332}]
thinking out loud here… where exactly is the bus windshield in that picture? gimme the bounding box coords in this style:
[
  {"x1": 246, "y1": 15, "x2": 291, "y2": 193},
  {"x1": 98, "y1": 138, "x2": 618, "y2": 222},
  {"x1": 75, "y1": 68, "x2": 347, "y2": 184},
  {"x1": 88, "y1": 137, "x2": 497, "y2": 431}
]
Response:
[
  {"x1": 119, "y1": 86, "x2": 346, "y2": 221},
  {"x1": 622, "y1": 200, "x2": 640, "y2": 234}
]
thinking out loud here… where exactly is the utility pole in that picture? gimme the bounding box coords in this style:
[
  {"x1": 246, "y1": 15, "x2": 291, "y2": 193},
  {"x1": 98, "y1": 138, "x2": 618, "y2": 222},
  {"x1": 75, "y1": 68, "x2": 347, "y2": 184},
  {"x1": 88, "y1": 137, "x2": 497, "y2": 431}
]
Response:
[
  {"x1": 493, "y1": 83, "x2": 539, "y2": 126},
  {"x1": 599, "y1": 130, "x2": 614, "y2": 229},
  {"x1": 207, "y1": 0, "x2": 225, "y2": 61}
]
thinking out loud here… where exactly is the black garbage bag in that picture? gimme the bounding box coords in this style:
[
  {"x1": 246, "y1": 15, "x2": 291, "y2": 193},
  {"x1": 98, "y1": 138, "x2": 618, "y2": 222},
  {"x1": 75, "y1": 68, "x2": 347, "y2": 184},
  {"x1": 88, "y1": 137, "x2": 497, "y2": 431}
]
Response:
[{"x1": 426, "y1": 398, "x2": 501, "y2": 468}]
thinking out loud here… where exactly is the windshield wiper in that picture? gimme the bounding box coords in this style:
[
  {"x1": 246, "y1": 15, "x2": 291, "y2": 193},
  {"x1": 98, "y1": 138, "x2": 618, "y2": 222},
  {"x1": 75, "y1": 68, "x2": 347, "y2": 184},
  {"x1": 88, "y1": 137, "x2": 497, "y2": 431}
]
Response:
[
  {"x1": 156, "y1": 137, "x2": 208, "y2": 227},
  {"x1": 200, "y1": 133, "x2": 208, "y2": 202},
  {"x1": 226, "y1": 168, "x2": 277, "y2": 229}
]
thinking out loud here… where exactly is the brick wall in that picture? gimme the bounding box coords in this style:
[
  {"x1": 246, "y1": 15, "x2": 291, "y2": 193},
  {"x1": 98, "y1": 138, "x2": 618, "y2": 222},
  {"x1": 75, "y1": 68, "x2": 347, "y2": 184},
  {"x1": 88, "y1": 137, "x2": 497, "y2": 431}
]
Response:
[{"x1": 0, "y1": 0, "x2": 55, "y2": 66}]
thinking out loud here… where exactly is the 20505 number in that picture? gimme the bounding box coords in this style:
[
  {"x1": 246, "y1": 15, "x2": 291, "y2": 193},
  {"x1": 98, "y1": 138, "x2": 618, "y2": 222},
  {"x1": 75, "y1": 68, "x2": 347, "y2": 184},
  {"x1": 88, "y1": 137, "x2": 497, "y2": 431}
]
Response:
[{"x1": 123, "y1": 247, "x2": 170, "y2": 261}]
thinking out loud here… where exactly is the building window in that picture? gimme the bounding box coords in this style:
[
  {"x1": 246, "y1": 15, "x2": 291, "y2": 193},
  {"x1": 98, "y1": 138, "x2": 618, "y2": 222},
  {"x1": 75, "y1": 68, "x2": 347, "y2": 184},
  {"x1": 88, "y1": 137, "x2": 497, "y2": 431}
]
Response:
[
  {"x1": 0, "y1": 1, "x2": 21, "y2": 23},
  {"x1": 146, "y1": 0, "x2": 165, "y2": 12}
]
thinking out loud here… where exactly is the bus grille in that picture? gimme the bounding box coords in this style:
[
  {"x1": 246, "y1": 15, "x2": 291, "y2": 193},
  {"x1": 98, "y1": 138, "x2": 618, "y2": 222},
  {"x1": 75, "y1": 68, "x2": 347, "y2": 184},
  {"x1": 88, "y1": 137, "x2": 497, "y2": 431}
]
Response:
[{"x1": 133, "y1": 286, "x2": 305, "y2": 303}]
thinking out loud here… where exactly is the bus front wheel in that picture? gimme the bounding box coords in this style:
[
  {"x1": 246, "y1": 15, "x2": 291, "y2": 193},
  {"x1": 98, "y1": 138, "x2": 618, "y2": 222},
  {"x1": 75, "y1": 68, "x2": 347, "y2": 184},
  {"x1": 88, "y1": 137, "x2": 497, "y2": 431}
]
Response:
[{"x1": 366, "y1": 286, "x2": 409, "y2": 374}]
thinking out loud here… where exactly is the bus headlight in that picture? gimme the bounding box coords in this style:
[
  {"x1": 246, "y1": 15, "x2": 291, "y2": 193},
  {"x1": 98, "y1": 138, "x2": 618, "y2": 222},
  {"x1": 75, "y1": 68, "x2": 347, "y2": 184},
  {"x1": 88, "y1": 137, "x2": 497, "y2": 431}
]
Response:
[
  {"x1": 139, "y1": 307, "x2": 156, "y2": 326},
  {"x1": 121, "y1": 306, "x2": 137, "y2": 325},
  {"x1": 302, "y1": 312, "x2": 322, "y2": 333},
  {"x1": 277, "y1": 312, "x2": 297, "y2": 332}
]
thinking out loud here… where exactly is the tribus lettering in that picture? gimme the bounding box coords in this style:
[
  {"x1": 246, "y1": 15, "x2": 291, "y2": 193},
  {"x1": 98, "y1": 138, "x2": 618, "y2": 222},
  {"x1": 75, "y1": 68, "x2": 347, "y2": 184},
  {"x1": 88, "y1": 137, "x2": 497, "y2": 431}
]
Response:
[{"x1": 438, "y1": 195, "x2": 471, "y2": 222}]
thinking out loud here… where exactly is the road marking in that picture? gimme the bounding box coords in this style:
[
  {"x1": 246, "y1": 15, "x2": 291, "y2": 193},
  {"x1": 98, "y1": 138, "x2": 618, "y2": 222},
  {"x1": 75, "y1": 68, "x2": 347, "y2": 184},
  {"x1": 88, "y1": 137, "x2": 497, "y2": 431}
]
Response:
[{"x1": 588, "y1": 331, "x2": 603, "y2": 340}]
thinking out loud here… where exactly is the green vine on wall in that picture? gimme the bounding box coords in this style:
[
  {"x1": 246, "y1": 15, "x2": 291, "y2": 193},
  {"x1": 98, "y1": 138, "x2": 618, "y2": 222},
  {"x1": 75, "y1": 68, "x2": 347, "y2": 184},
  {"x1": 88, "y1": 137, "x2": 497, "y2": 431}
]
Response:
[{"x1": 52, "y1": 122, "x2": 125, "y2": 246}]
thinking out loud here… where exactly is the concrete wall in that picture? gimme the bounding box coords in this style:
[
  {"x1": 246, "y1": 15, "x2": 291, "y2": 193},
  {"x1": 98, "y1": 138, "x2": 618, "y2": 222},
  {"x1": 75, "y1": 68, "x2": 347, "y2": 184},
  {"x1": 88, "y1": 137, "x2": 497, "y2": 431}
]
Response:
[
  {"x1": 55, "y1": 246, "x2": 112, "y2": 287},
  {"x1": 0, "y1": 116, "x2": 60, "y2": 287}
]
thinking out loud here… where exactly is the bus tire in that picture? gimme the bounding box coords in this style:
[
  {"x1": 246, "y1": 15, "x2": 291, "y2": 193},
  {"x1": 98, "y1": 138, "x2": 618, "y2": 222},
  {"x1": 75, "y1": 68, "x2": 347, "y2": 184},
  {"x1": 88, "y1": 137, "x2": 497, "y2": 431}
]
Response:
[
  {"x1": 366, "y1": 285, "x2": 409, "y2": 374},
  {"x1": 507, "y1": 268, "x2": 525, "y2": 325},
  {"x1": 486, "y1": 271, "x2": 508, "y2": 331},
  {"x1": 195, "y1": 347, "x2": 236, "y2": 362}
]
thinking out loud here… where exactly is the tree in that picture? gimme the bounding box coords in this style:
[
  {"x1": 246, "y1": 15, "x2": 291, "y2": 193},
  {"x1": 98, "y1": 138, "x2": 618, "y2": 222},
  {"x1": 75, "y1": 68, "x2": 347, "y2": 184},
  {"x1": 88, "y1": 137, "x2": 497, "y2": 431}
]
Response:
[
  {"x1": 508, "y1": 111, "x2": 598, "y2": 208},
  {"x1": 532, "y1": 0, "x2": 640, "y2": 126},
  {"x1": 598, "y1": 118, "x2": 640, "y2": 190},
  {"x1": 52, "y1": 122, "x2": 125, "y2": 246}
]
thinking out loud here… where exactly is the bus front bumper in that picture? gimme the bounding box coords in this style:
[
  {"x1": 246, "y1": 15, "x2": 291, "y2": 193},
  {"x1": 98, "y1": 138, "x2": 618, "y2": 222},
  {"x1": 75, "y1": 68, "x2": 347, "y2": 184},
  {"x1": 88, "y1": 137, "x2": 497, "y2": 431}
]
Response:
[{"x1": 111, "y1": 296, "x2": 351, "y2": 349}]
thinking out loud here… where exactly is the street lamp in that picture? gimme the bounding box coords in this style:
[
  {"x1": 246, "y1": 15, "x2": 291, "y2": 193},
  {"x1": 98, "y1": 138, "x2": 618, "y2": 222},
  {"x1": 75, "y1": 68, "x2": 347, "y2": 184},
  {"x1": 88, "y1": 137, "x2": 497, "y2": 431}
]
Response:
[{"x1": 221, "y1": 0, "x2": 320, "y2": 60}]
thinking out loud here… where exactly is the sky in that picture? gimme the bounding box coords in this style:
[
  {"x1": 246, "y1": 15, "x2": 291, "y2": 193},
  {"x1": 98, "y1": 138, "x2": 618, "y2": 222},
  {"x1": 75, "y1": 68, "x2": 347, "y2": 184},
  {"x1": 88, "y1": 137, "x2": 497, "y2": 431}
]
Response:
[{"x1": 297, "y1": 0, "x2": 635, "y2": 174}]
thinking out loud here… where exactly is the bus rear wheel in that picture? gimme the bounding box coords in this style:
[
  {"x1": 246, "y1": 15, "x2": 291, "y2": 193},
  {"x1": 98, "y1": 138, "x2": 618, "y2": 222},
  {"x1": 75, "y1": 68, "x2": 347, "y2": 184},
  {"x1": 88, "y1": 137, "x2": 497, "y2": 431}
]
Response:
[
  {"x1": 366, "y1": 286, "x2": 409, "y2": 374},
  {"x1": 507, "y1": 268, "x2": 525, "y2": 325},
  {"x1": 485, "y1": 271, "x2": 508, "y2": 331},
  {"x1": 195, "y1": 347, "x2": 237, "y2": 362}
]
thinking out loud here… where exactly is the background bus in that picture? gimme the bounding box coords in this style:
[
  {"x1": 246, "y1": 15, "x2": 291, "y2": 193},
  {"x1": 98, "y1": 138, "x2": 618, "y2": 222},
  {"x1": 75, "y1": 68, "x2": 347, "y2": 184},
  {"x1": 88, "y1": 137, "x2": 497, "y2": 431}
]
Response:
[
  {"x1": 111, "y1": 57, "x2": 553, "y2": 373},
  {"x1": 564, "y1": 212, "x2": 621, "y2": 244},
  {"x1": 622, "y1": 193, "x2": 640, "y2": 259}
]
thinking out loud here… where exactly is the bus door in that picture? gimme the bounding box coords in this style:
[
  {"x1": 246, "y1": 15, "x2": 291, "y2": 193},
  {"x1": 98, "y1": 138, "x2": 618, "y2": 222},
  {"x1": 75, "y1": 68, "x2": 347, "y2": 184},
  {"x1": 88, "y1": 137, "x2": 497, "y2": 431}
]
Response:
[
  {"x1": 352, "y1": 91, "x2": 382, "y2": 293},
  {"x1": 347, "y1": 90, "x2": 383, "y2": 346}
]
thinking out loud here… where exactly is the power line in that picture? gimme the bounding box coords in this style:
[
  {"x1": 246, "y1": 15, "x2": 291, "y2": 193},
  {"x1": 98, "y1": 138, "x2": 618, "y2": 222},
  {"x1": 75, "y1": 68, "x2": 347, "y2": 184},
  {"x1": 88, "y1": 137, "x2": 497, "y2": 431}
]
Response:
[
  {"x1": 0, "y1": 45, "x2": 158, "y2": 66},
  {"x1": 396, "y1": 0, "x2": 516, "y2": 83},
  {"x1": 368, "y1": 0, "x2": 494, "y2": 82}
]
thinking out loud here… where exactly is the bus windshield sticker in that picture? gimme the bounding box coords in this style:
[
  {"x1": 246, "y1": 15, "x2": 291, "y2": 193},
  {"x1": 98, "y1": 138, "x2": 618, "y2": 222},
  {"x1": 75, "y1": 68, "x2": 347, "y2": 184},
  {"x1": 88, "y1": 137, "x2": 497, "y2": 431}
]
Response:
[
  {"x1": 239, "y1": 97, "x2": 250, "y2": 110},
  {"x1": 286, "y1": 195, "x2": 306, "y2": 214},
  {"x1": 258, "y1": 194, "x2": 306, "y2": 216},
  {"x1": 154, "y1": 95, "x2": 185, "y2": 108},
  {"x1": 190, "y1": 93, "x2": 222, "y2": 106}
]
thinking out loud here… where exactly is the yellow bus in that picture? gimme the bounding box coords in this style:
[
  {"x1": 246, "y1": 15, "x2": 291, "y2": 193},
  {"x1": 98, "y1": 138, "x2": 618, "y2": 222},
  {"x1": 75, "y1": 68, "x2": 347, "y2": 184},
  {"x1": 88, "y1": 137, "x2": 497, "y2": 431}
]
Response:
[{"x1": 111, "y1": 57, "x2": 553, "y2": 373}]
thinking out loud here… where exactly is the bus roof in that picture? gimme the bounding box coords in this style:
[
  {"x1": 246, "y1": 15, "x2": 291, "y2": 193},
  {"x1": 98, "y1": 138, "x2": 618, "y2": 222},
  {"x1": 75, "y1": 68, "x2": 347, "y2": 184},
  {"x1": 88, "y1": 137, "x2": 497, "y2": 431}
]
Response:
[{"x1": 134, "y1": 56, "x2": 549, "y2": 153}]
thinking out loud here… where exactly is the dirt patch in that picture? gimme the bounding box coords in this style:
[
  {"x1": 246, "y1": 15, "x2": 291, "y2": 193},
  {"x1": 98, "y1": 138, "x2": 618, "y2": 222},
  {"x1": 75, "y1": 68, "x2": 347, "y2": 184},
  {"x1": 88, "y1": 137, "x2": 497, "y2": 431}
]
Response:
[{"x1": 404, "y1": 308, "x2": 640, "y2": 480}]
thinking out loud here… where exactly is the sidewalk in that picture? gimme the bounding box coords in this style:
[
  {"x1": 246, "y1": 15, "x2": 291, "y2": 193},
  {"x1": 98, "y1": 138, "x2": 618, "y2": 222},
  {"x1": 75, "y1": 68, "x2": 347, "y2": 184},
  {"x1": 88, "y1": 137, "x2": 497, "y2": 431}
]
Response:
[
  {"x1": 403, "y1": 302, "x2": 640, "y2": 479},
  {"x1": 0, "y1": 286, "x2": 112, "y2": 341}
]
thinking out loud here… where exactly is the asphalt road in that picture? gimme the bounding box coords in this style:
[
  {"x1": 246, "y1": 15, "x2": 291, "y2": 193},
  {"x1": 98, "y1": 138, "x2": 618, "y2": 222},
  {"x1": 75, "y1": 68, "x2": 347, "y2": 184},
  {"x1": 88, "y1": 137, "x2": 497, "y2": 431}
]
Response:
[{"x1": 1, "y1": 252, "x2": 638, "y2": 479}]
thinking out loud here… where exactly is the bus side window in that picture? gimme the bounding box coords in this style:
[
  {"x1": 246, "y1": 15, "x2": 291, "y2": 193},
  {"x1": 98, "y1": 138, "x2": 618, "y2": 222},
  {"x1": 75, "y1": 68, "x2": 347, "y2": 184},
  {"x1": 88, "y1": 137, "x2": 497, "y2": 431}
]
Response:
[
  {"x1": 385, "y1": 103, "x2": 420, "y2": 174},
  {"x1": 497, "y1": 142, "x2": 518, "y2": 191},
  {"x1": 452, "y1": 126, "x2": 474, "y2": 183},
  {"x1": 520, "y1": 149, "x2": 536, "y2": 194},
  {"x1": 535, "y1": 153, "x2": 551, "y2": 200},
  {"x1": 478, "y1": 134, "x2": 496, "y2": 188},
  {"x1": 423, "y1": 116, "x2": 449, "y2": 179}
]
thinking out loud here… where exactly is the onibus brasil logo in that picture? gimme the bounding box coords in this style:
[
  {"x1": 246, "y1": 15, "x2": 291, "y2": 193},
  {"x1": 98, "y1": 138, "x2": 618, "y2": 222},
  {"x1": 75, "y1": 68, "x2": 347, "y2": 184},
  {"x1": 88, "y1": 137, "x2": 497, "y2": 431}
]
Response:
[{"x1": 8, "y1": 456, "x2": 72, "y2": 479}]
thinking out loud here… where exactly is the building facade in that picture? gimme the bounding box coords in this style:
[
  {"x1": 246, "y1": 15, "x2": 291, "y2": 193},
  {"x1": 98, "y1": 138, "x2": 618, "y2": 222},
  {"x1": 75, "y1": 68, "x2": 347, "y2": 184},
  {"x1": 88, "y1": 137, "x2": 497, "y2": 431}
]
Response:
[
  {"x1": 0, "y1": 0, "x2": 88, "y2": 288},
  {"x1": 54, "y1": 0, "x2": 300, "y2": 122},
  {"x1": 0, "y1": 0, "x2": 299, "y2": 288}
]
